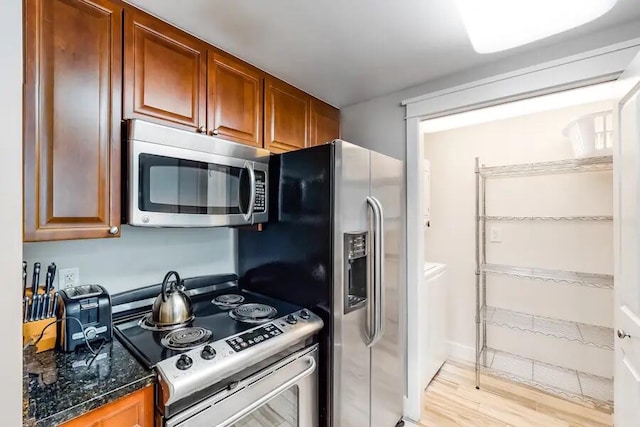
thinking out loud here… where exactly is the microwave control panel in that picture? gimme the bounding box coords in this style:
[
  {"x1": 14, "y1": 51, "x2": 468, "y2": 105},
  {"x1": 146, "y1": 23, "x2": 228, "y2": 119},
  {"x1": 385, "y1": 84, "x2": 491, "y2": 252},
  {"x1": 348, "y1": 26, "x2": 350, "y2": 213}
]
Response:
[{"x1": 254, "y1": 171, "x2": 266, "y2": 213}]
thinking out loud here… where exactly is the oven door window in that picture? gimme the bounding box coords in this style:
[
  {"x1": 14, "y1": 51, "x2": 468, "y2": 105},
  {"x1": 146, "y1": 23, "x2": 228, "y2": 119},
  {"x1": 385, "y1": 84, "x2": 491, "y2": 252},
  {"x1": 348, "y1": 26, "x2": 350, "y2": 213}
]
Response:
[
  {"x1": 139, "y1": 154, "x2": 251, "y2": 215},
  {"x1": 229, "y1": 386, "x2": 298, "y2": 427}
]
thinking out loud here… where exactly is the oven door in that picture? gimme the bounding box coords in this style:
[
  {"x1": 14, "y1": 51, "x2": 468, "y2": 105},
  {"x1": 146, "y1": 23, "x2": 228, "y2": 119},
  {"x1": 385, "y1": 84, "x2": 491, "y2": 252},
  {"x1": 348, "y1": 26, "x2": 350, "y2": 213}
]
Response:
[
  {"x1": 166, "y1": 345, "x2": 318, "y2": 427},
  {"x1": 129, "y1": 139, "x2": 268, "y2": 227}
]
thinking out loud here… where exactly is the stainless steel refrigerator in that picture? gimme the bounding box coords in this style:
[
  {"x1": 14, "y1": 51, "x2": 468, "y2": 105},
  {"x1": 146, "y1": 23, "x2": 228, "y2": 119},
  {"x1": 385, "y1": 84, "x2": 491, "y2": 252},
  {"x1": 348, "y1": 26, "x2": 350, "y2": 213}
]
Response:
[{"x1": 238, "y1": 140, "x2": 405, "y2": 427}]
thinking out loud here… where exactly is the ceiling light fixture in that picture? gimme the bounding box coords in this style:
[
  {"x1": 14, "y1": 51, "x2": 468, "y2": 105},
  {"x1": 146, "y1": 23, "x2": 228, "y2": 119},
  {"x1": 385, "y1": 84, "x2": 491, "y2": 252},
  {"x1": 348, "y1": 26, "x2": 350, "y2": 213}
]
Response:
[{"x1": 454, "y1": 0, "x2": 618, "y2": 54}]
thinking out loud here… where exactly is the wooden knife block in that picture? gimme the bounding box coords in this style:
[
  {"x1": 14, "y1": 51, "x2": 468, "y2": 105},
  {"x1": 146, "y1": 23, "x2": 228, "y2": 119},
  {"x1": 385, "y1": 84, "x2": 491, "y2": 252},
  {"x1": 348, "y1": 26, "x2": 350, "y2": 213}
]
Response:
[{"x1": 22, "y1": 289, "x2": 57, "y2": 353}]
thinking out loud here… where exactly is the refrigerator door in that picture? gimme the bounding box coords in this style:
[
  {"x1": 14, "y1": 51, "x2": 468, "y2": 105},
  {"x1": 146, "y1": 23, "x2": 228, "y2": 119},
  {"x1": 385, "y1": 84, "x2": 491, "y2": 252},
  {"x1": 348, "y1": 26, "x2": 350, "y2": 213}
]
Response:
[
  {"x1": 370, "y1": 151, "x2": 405, "y2": 427},
  {"x1": 332, "y1": 141, "x2": 372, "y2": 427}
]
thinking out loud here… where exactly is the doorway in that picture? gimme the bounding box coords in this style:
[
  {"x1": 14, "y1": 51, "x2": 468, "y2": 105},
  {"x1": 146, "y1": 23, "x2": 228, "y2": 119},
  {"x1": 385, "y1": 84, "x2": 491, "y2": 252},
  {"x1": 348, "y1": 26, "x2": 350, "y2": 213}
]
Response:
[
  {"x1": 402, "y1": 44, "x2": 640, "y2": 427},
  {"x1": 421, "y1": 85, "x2": 615, "y2": 423}
]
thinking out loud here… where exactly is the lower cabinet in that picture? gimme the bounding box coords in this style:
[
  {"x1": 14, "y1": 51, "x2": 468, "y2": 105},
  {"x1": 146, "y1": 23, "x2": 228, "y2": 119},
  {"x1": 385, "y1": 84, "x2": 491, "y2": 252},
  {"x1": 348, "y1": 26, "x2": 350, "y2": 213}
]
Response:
[{"x1": 60, "y1": 386, "x2": 154, "y2": 427}]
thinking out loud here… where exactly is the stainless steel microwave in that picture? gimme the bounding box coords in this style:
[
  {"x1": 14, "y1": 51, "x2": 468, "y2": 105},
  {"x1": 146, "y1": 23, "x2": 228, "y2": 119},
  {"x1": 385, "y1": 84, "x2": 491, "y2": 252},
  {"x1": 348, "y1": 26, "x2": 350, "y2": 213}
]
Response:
[{"x1": 127, "y1": 120, "x2": 269, "y2": 228}]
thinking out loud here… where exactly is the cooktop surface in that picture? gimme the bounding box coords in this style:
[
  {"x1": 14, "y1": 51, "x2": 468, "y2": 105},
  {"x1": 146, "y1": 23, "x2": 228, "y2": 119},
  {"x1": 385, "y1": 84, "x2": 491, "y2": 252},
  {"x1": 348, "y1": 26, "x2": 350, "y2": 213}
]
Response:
[{"x1": 114, "y1": 289, "x2": 302, "y2": 368}]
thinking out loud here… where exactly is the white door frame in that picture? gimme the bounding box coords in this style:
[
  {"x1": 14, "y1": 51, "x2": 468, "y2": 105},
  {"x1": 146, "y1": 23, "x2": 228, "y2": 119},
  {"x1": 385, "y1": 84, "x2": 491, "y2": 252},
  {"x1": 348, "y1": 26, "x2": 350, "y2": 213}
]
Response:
[{"x1": 402, "y1": 38, "x2": 640, "y2": 422}]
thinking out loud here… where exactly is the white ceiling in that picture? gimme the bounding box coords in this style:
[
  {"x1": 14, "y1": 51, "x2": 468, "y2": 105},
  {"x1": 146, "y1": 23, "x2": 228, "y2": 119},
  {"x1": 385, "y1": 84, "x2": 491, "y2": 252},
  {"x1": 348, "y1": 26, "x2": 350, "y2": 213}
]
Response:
[{"x1": 126, "y1": 0, "x2": 640, "y2": 108}]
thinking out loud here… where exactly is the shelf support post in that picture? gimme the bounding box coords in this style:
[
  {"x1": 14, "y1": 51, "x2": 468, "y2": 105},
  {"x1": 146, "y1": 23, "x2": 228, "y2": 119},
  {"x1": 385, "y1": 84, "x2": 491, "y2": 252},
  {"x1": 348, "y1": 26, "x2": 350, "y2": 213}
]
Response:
[{"x1": 475, "y1": 157, "x2": 481, "y2": 389}]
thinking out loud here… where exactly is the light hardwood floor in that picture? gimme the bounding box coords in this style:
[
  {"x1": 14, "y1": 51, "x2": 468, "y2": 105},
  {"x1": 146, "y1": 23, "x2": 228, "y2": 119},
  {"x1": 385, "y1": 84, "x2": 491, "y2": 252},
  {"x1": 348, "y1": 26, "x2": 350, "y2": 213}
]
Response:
[{"x1": 420, "y1": 362, "x2": 613, "y2": 427}]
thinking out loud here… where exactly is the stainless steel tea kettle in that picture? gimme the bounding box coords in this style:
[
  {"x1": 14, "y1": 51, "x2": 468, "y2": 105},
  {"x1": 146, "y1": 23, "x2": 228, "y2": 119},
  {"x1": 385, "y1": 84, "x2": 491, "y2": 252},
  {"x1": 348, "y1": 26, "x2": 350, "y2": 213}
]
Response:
[{"x1": 151, "y1": 271, "x2": 193, "y2": 326}]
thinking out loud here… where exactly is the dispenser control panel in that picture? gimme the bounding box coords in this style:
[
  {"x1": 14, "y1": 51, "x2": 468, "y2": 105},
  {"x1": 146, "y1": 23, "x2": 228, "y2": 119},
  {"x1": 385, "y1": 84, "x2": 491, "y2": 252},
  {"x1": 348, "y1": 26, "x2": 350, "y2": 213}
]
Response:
[{"x1": 344, "y1": 232, "x2": 368, "y2": 314}]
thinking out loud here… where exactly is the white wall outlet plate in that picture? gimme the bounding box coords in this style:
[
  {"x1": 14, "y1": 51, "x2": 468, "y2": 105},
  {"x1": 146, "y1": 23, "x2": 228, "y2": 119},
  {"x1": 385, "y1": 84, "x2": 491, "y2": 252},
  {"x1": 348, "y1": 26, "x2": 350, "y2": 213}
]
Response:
[
  {"x1": 59, "y1": 267, "x2": 80, "y2": 289},
  {"x1": 490, "y1": 227, "x2": 502, "y2": 243}
]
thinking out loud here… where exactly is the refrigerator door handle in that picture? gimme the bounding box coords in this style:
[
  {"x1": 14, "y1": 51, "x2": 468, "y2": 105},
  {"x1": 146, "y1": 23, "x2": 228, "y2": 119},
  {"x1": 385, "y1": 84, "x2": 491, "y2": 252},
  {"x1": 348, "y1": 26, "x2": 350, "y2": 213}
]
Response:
[
  {"x1": 371, "y1": 196, "x2": 386, "y2": 344},
  {"x1": 367, "y1": 196, "x2": 384, "y2": 347},
  {"x1": 372, "y1": 196, "x2": 386, "y2": 341}
]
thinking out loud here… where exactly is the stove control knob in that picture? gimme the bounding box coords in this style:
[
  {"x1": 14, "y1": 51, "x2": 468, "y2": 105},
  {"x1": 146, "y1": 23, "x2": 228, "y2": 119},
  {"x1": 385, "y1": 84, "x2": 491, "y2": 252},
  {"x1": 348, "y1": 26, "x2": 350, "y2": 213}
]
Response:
[
  {"x1": 299, "y1": 310, "x2": 311, "y2": 320},
  {"x1": 176, "y1": 354, "x2": 193, "y2": 370},
  {"x1": 201, "y1": 345, "x2": 216, "y2": 360},
  {"x1": 286, "y1": 314, "x2": 298, "y2": 324}
]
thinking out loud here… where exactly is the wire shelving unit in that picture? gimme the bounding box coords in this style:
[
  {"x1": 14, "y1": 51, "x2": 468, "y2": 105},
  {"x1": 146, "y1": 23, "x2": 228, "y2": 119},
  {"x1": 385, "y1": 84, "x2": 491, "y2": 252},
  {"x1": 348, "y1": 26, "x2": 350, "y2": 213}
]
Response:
[
  {"x1": 479, "y1": 348, "x2": 613, "y2": 408},
  {"x1": 481, "y1": 215, "x2": 613, "y2": 222},
  {"x1": 474, "y1": 156, "x2": 614, "y2": 405},
  {"x1": 481, "y1": 264, "x2": 614, "y2": 289},
  {"x1": 482, "y1": 306, "x2": 614, "y2": 350}
]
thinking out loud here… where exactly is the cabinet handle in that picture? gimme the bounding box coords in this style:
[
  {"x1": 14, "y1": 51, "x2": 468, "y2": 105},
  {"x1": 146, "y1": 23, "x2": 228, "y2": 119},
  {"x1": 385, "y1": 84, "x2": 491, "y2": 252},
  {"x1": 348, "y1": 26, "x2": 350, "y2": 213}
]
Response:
[
  {"x1": 618, "y1": 329, "x2": 631, "y2": 339},
  {"x1": 108, "y1": 226, "x2": 119, "y2": 235},
  {"x1": 197, "y1": 126, "x2": 206, "y2": 134},
  {"x1": 210, "y1": 129, "x2": 219, "y2": 136}
]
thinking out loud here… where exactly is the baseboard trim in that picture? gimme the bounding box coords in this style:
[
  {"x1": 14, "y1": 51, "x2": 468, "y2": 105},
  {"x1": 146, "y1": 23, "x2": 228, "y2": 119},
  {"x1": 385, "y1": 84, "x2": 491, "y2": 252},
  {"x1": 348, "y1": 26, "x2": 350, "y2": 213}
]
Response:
[{"x1": 447, "y1": 341, "x2": 475, "y2": 363}]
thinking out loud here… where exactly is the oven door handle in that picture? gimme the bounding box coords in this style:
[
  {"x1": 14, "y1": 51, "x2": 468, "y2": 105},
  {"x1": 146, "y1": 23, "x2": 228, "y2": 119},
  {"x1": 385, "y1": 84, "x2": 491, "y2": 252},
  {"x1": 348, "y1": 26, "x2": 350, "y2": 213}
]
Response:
[
  {"x1": 220, "y1": 356, "x2": 317, "y2": 427},
  {"x1": 242, "y1": 161, "x2": 256, "y2": 223}
]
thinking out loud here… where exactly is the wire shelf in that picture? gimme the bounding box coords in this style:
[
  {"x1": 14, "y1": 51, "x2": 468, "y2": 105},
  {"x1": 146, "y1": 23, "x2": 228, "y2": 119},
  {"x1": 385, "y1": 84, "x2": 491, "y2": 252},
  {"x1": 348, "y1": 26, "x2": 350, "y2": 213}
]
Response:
[
  {"x1": 481, "y1": 215, "x2": 613, "y2": 222},
  {"x1": 479, "y1": 348, "x2": 613, "y2": 408},
  {"x1": 479, "y1": 155, "x2": 613, "y2": 178},
  {"x1": 482, "y1": 306, "x2": 614, "y2": 350},
  {"x1": 481, "y1": 263, "x2": 614, "y2": 289}
]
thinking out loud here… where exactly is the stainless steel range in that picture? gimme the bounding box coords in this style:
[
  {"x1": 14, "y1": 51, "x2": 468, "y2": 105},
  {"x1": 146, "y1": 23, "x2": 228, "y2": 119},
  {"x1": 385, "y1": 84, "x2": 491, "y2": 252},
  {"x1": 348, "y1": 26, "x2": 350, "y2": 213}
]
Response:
[{"x1": 112, "y1": 274, "x2": 323, "y2": 427}]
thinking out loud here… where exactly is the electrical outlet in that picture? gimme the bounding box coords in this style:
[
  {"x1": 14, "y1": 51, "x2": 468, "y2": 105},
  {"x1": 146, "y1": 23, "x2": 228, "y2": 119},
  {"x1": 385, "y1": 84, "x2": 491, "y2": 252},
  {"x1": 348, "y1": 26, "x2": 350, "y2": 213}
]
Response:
[
  {"x1": 490, "y1": 227, "x2": 502, "y2": 243},
  {"x1": 59, "y1": 267, "x2": 80, "y2": 289}
]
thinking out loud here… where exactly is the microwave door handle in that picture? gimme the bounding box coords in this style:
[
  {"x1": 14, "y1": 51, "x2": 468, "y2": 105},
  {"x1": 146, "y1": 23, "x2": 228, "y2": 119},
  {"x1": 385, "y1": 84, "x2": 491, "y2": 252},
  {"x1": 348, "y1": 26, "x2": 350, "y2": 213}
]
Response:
[{"x1": 242, "y1": 161, "x2": 256, "y2": 223}]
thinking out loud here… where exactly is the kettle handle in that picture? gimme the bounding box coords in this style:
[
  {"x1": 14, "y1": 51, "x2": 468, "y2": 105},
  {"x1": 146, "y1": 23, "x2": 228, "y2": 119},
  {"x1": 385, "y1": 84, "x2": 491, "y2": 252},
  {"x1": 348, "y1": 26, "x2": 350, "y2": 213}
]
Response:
[{"x1": 161, "y1": 271, "x2": 181, "y2": 302}]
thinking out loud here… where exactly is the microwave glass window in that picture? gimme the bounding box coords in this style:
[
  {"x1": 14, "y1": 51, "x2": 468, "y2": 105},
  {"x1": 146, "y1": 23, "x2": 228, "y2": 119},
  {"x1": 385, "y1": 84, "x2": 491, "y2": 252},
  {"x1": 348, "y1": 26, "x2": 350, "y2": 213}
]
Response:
[{"x1": 139, "y1": 154, "x2": 249, "y2": 215}]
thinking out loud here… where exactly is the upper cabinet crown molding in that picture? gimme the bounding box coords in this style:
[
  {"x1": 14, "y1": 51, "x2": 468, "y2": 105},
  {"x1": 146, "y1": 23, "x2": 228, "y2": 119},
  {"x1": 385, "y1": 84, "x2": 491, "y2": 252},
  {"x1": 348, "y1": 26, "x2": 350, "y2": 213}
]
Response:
[
  {"x1": 207, "y1": 51, "x2": 264, "y2": 147},
  {"x1": 23, "y1": 0, "x2": 123, "y2": 242},
  {"x1": 123, "y1": 8, "x2": 207, "y2": 130}
]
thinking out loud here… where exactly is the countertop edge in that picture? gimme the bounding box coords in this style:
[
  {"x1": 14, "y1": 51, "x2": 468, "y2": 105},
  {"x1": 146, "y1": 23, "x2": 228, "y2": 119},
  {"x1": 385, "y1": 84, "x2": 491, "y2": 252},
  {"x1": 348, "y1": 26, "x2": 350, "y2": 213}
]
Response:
[{"x1": 31, "y1": 373, "x2": 155, "y2": 427}]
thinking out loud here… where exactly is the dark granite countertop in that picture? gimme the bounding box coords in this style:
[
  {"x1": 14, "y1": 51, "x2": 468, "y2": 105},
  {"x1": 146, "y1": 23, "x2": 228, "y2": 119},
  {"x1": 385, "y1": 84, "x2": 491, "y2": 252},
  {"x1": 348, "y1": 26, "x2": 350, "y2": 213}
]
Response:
[{"x1": 23, "y1": 339, "x2": 155, "y2": 427}]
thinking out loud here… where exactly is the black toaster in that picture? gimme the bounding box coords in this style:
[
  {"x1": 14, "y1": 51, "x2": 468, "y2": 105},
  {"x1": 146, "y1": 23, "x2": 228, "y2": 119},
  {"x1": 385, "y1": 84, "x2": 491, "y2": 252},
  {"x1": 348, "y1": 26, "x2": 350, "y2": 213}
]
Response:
[{"x1": 57, "y1": 284, "x2": 113, "y2": 352}]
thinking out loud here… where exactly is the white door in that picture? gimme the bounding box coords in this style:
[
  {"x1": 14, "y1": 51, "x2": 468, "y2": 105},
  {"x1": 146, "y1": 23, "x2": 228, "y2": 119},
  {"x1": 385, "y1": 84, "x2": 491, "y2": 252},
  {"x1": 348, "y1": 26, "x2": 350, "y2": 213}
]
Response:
[{"x1": 615, "y1": 50, "x2": 640, "y2": 427}]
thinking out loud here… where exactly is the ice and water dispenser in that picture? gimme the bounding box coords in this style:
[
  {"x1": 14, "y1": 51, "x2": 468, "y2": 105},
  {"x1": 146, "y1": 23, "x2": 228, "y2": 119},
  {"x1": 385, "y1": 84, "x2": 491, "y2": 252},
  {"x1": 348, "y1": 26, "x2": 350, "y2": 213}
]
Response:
[{"x1": 344, "y1": 232, "x2": 368, "y2": 313}]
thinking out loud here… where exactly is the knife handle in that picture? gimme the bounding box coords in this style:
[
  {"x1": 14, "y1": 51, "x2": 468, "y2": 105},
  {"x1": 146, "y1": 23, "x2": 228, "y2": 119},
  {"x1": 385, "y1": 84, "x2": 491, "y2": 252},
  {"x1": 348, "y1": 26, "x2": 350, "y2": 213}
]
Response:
[
  {"x1": 22, "y1": 261, "x2": 27, "y2": 296},
  {"x1": 23, "y1": 297, "x2": 29, "y2": 323},
  {"x1": 29, "y1": 295, "x2": 38, "y2": 322},
  {"x1": 37, "y1": 295, "x2": 43, "y2": 321},
  {"x1": 51, "y1": 292, "x2": 59, "y2": 319},
  {"x1": 50, "y1": 263, "x2": 57, "y2": 291},
  {"x1": 31, "y1": 262, "x2": 41, "y2": 295},
  {"x1": 45, "y1": 271, "x2": 52, "y2": 294}
]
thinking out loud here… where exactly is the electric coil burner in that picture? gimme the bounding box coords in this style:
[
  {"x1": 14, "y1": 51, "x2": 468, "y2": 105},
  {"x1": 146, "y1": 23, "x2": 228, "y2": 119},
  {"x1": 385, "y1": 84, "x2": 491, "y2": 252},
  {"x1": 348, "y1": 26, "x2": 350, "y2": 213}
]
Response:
[
  {"x1": 229, "y1": 303, "x2": 278, "y2": 324},
  {"x1": 161, "y1": 327, "x2": 213, "y2": 351},
  {"x1": 138, "y1": 313, "x2": 194, "y2": 331},
  {"x1": 212, "y1": 293, "x2": 245, "y2": 308}
]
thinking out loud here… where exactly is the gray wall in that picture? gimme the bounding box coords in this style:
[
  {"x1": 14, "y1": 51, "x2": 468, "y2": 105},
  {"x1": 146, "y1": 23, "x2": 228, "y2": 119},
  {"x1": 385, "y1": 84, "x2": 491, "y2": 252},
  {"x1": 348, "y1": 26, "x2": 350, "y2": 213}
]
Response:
[
  {"x1": 340, "y1": 19, "x2": 640, "y2": 160},
  {"x1": 1, "y1": 0, "x2": 22, "y2": 424},
  {"x1": 23, "y1": 227, "x2": 236, "y2": 295}
]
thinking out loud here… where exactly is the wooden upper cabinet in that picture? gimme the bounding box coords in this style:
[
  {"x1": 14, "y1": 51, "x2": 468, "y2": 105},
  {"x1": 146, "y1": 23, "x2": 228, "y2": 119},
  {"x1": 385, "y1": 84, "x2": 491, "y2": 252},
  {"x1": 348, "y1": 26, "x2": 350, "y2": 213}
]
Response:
[
  {"x1": 60, "y1": 386, "x2": 153, "y2": 427},
  {"x1": 207, "y1": 51, "x2": 264, "y2": 147},
  {"x1": 310, "y1": 99, "x2": 340, "y2": 146},
  {"x1": 24, "y1": 0, "x2": 122, "y2": 242},
  {"x1": 264, "y1": 77, "x2": 311, "y2": 153},
  {"x1": 123, "y1": 8, "x2": 207, "y2": 131}
]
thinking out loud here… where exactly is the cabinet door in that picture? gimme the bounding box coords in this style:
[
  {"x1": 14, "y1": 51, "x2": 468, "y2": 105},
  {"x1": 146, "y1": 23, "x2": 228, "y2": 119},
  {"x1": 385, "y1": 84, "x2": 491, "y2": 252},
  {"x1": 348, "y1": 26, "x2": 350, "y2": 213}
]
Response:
[
  {"x1": 310, "y1": 98, "x2": 340, "y2": 146},
  {"x1": 60, "y1": 386, "x2": 154, "y2": 427},
  {"x1": 264, "y1": 77, "x2": 310, "y2": 153},
  {"x1": 123, "y1": 8, "x2": 206, "y2": 131},
  {"x1": 24, "y1": 0, "x2": 122, "y2": 242},
  {"x1": 207, "y1": 52, "x2": 263, "y2": 147}
]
